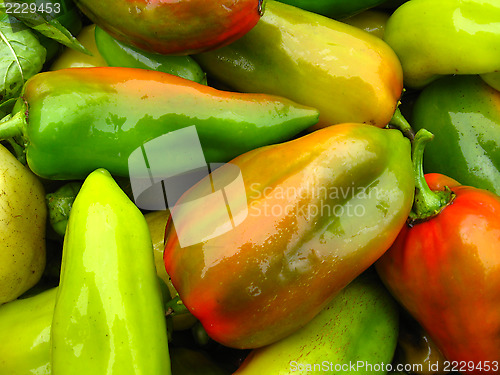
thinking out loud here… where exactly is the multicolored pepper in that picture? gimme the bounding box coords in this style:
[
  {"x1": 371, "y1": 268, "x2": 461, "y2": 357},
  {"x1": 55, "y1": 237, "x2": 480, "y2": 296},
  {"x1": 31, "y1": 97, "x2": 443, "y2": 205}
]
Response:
[
  {"x1": 165, "y1": 123, "x2": 414, "y2": 349},
  {"x1": 0, "y1": 67, "x2": 318, "y2": 179}
]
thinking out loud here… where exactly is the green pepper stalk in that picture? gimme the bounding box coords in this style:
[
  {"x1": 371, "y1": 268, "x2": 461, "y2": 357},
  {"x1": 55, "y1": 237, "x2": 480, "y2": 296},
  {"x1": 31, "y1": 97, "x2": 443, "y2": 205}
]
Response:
[
  {"x1": 408, "y1": 129, "x2": 454, "y2": 226},
  {"x1": 387, "y1": 107, "x2": 415, "y2": 141}
]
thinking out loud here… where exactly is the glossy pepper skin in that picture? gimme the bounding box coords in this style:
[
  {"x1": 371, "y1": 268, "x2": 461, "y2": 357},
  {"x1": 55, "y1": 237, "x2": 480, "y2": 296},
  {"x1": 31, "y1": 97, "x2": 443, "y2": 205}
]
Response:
[
  {"x1": 0, "y1": 287, "x2": 56, "y2": 375},
  {"x1": 275, "y1": 0, "x2": 385, "y2": 19},
  {"x1": 73, "y1": 0, "x2": 264, "y2": 55},
  {"x1": 0, "y1": 142, "x2": 46, "y2": 304},
  {"x1": 164, "y1": 123, "x2": 415, "y2": 349},
  {"x1": 384, "y1": 0, "x2": 500, "y2": 89},
  {"x1": 194, "y1": 1, "x2": 403, "y2": 129},
  {"x1": 0, "y1": 67, "x2": 318, "y2": 179},
  {"x1": 51, "y1": 169, "x2": 170, "y2": 374},
  {"x1": 376, "y1": 131, "x2": 500, "y2": 374},
  {"x1": 45, "y1": 185, "x2": 197, "y2": 330},
  {"x1": 411, "y1": 75, "x2": 500, "y2": 196},
  {"x1": 234, "y1": 270, "x2": 399, "y2": 374},
  {"x1": 94, "y1": 26, "x2": 207, "y2": 84}
]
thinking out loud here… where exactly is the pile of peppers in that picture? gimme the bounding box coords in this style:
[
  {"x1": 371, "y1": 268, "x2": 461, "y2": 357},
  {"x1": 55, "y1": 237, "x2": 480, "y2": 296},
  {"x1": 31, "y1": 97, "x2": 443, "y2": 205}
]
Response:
[{"x1": 0, "y1": 0, "x2": 499, "y2": 374}]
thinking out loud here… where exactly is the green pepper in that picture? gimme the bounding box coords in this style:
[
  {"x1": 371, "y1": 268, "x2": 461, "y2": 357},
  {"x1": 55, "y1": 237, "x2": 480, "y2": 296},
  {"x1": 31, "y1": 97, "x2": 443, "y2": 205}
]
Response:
[
  {"x1": 383, "y1": 0, "x2": 500, "y2": 88},
  {"x1": 0, "y1": 287, "x2": 56, "y2": 375},
  {"x1": 45, "y1": 182, "x2": 82, "y2": 237},
  {"x1": 94, "y1": 26, "x2": 207, "y2": 84},
  {"x1": 0, "y1": 67, "x2": 318, "y2": 180},
  {"x1": 276, "y1": 0, "x2": 386, "y2": 19},
  {"x1": 45, "y1": 185, "x2": 199, "y2": 330},
  {"x1": 194, "y1": 1, "x2": 403, "y2": 129},
  {"x1": 410, "y1": 75, "x2": 500, "y2": 195},
  {"x1": 234, "y1": 270, "x2": 399, "y2": 374},
  {"x1": 51, "y1": 168, "x2": 171, "y2": 374},
  {"x1": 164, "y1": 123, "x2": 414, "y2": 349}
]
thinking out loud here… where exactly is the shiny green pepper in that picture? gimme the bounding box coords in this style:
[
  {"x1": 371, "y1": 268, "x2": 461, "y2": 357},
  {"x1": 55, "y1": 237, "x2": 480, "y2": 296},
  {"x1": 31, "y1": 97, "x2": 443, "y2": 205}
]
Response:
[
  {"x1": 51, "y1": 169, "x2": 171, "y2": 374},
  {"x1": 0, "y1": 67, "x2": 318, "y2": 180},
  {"x1": 0, "y1": 288, "x2": 56, "y2": 375},
  {"x1": 94, "y1": 26, "x2": 207, "y2": 84},
  {"x1": 411, "y1": 75, "x2": 500, "y2": 195},
  {"x1": 384, "y1": 0, "x2": 500, "y2": 88}
]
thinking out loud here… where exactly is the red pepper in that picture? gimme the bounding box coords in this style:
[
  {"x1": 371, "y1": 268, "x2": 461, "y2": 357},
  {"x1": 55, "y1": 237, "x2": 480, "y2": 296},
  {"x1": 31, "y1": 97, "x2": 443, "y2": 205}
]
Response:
[{"x1": 376, "y1": 130, "x2": 500, "y2": 374}]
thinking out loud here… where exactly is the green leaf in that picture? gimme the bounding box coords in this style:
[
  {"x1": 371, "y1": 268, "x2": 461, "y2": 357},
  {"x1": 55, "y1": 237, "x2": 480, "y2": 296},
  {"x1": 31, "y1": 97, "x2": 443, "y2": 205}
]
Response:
[
  {"x1": 27, "y1": 17, "x2": 91, "y2": 55},
  {"x1": 1, "y1": 0, "x2": 91, "y2": 55},
  {"x1": 0, "y1": 16, "x2": 45, "y2": 102}
]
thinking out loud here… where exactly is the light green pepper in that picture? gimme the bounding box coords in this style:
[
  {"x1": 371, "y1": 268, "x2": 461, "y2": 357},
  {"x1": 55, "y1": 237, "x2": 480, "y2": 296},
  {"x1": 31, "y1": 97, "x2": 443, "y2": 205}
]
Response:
[
  {"x1": 0, "y1": 288, "x2": 56, "y2": 375},
  {"x1": 384, "y1": 0, "x2": 500, "y2": 88},
  {"x1": 51, "y1": 169, "x2": 170, "y2": 374}
]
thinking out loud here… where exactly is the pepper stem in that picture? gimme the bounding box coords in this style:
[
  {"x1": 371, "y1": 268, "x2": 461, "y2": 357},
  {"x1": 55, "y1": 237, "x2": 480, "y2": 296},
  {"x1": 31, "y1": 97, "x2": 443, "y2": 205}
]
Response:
[
  {"x1": 408, "y1": 129, "x2": 454, "y2": 225},
  {"x1": 164, "y1": 295, "x2": 190, "y2": 317},
  {"x1": 0, "y1": 110, "x2": 25, "y2": 139},
  {"x1": 0, "y1": 110, "x2": 28, "y2": 162},
  {"x1": 388, "y1": 107, "x2": 415, "y2": 141}
]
